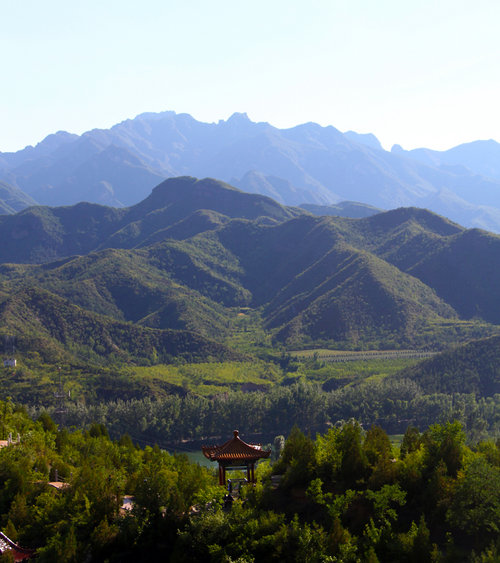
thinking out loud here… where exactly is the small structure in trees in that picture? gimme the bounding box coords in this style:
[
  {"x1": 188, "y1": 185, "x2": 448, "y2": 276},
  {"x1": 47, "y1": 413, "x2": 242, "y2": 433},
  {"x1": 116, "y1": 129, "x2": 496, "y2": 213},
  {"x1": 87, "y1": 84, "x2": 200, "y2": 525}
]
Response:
[
  {"x1": 0, "y1": 433, "x2": 20, "y2": 449},
  {"x1": 202, "y1": 430, "x2": 271, "y2": 486}
]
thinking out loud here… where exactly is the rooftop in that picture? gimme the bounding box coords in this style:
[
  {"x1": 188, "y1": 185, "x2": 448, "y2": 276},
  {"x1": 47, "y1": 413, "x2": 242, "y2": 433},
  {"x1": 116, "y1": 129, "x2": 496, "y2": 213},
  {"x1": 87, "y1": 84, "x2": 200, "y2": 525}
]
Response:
[{"x1": 202, "y1": 430, "x2": 271, "y2": 462}]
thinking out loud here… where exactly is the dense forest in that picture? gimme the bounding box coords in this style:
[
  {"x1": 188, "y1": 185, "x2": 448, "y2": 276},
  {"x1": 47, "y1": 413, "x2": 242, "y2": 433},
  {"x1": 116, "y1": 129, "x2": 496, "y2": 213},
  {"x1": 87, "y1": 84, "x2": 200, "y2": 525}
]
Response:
[
  {"x1": 25, "y1": 381, "x2": 498, "y2": 450},
  {"x1": 0, "y1": 400, "x2": 498, "y2": 561}
]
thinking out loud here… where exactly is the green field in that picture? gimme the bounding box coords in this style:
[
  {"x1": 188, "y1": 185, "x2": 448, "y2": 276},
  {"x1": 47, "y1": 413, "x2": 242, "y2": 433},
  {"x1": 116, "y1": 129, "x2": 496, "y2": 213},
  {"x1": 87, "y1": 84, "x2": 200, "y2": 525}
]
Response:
[{"x1": 131, "y1": 360, "x2": 282, "y2": 396}]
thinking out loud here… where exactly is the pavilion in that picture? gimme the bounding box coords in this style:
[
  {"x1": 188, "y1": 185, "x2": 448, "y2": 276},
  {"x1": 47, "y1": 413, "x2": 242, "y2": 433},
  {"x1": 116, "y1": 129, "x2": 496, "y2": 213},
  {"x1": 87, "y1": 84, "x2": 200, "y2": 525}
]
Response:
[{"x1": 202, "y1": 430, "x2": 271, "y2": 486}]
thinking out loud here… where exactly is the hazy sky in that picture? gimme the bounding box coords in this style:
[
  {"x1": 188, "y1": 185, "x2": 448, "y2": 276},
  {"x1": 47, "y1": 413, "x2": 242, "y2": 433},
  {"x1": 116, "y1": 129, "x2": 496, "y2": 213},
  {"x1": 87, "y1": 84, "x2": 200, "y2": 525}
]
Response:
[{"x1": 2, "y1": 0, "x2": 499, "y2": 152}]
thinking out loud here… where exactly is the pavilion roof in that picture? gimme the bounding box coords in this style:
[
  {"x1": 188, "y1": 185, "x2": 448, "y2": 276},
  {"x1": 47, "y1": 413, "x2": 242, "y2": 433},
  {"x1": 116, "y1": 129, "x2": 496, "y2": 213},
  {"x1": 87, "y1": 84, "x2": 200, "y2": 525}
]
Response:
[
  {"x1": 202, "y1": 430, "x2": 271, "y2": 462},
  {"x1": 0, "y1": 531, "x2": 34, "y2": 561}
]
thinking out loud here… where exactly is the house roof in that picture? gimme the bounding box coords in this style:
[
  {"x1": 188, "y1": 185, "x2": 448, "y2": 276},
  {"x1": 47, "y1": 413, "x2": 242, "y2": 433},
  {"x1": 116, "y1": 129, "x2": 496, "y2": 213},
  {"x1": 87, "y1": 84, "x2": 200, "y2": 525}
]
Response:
[
  {"x1": 47, "y1": 481, "x2": 69, "y2": 490},
  {"x1": 202, "y1": 430, "x2": 271, "y2": 462}
]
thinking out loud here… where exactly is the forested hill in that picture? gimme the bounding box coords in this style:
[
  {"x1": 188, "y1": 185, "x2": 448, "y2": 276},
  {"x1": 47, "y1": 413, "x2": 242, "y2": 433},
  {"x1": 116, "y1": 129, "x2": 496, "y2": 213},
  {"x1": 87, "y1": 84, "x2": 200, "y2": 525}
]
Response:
[
  {"x1": 0, "y1": 176, "x2": 302, "y2": 264},
  {"x1": 1, "y1": 176, "x2": 500, "y2": 357},
  {"x1": 0, "y1": 286, "x2": 243, "y2": 365},
  {"x1": 392, "y1": 334, "x2": 500, "y2": 396}
]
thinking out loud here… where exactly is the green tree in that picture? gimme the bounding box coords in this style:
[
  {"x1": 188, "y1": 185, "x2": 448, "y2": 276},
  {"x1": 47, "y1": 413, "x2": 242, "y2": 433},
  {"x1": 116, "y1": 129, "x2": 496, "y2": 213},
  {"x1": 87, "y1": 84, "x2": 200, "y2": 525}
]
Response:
[
  {"x1": 364, "y1": 425, "x2": 392, "y2": 467},
  {"x1": 400, "y1": 426, "x2": 421, "y2": 459},
  {"x1": 273, "y1": 426, "x2": 316, "y2": 488},
  {"x1": 447, "y1": 456, "x2": 500, "y2": 545},
  {"x1": 423, "y1": 421, "x2": 465, "y2": 477},
  {"x1": 315, "y1": 426, "x2": 342, "y2": 483},
  {"x1": 338, "y1": 421, "x2": 369, "y2": 487}
]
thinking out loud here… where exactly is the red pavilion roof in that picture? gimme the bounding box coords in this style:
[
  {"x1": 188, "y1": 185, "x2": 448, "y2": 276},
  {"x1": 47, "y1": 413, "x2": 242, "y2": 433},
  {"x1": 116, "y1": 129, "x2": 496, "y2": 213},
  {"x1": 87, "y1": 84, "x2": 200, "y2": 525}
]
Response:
[
  {"x1": 202, "y1": 430, "x2": 271, "y2": 462},
  {"x1": 0, "y1": 532, "x2": 34, "y2": 561}
]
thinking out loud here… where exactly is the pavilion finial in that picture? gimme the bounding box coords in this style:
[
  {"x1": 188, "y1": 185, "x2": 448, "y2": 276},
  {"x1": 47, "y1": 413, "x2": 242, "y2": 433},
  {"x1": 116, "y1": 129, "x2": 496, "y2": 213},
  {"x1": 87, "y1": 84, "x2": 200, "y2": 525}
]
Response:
[{"x1": 233, "y1": 429, "x2": 239, "y2": 438}]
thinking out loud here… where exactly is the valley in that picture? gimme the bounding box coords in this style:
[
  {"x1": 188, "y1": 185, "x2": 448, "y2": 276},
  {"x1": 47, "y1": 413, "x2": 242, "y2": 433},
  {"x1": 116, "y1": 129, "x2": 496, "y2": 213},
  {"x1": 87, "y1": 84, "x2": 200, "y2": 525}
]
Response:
[
  {"x1": 0, "y1": 176, "x2": 497, "y2": 447},
  {"x1": 0, "y1": 175, "x2": 498, "y2": 562},
  {"x1": 3, "y1": 4, "x2": 500, "y2": 558}
]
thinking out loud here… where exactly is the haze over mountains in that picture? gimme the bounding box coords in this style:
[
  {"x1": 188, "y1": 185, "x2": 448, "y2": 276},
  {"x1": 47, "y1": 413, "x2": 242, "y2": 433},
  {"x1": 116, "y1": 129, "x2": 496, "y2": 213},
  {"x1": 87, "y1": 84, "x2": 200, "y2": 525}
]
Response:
[
  {"x1": 1, "y1": 176, "x2": 500, "y2": 366},
  {"x1": 0, "y1": 180, "x2": 37, "y2": 214},
  {"x1": 2, "y1": 111, "x2": 500, "y2": 231}
]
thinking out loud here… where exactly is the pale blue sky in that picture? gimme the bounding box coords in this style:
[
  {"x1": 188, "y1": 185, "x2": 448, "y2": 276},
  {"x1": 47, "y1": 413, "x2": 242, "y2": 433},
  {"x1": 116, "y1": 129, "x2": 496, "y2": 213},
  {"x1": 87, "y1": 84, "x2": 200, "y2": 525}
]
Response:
[{"x1": 2, "y1": 0, "x2": 499, "y2": 152}]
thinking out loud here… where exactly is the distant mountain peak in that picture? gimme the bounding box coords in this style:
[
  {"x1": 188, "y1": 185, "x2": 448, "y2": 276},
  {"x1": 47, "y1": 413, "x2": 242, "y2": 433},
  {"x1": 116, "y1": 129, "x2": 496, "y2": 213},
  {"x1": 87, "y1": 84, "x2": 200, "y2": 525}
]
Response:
[
  {"x1": 135, "y1": 110, "x2": 178, "y2": 121},
  {"x1": 222, "y1": 112, "x2": 255, "y2": 128},
  {"x1": 226, "y1": 112, "x2": 250, "y2": 122},
  {"x1": 343, "y1": 131, "x2": 383, "y2": 151},
  {"x1": 36, "y1": 130, "x2": 77, "y2": 148}
]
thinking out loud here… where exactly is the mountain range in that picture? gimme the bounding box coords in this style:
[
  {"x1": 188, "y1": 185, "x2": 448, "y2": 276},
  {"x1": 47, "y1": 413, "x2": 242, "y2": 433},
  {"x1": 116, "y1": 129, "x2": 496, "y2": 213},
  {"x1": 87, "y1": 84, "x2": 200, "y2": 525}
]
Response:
[
  {"x1": 1, "y1": 176, "x2": 500, "y2": 365},
  {"x1": 2, "y1": 112, "x2": 500, "y2": 232}
]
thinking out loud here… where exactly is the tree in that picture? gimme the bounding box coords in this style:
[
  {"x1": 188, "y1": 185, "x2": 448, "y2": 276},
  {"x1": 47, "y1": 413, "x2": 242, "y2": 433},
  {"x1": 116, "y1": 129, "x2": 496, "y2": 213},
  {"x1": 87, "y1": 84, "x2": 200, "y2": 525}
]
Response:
[
  {"x1": 364, "y1": 425, "x2": 392, "y2": 468},
  {"x1": 338, "y1": 421, "x2": 369, "y2": 487},
  {"x1": 400, "y1": 426, "x2": 421, "y2": 459},
  {"x1": 315, "y1": 427, "x2": 342, "y2": 483},
  {"x1": 273, "y1": 426, "x2": 316, "y2": 488},
  {"x1": 423, "y1": 422, "x2": 465, "y2": 477},
  {"x1": 447, "y1": 457, "x2": 500, "y2": 545},
  {"x1": 272, "y1": 435, "x2": 285, "y2": 462}
]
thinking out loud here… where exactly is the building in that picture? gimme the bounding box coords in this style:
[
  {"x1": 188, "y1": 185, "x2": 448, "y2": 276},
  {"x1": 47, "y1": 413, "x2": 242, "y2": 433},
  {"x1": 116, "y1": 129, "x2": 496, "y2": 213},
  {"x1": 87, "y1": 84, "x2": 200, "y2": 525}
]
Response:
[{"x1": 202, "y1": 430, "x2": 271, "y2": 486}]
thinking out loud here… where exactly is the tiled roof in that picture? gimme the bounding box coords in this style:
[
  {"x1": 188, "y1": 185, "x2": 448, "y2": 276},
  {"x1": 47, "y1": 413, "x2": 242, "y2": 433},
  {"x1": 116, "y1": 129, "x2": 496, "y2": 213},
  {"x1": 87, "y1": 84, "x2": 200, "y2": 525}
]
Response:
[{"x1": 202, "y1": 430, "x2": 271, "y2": 462}]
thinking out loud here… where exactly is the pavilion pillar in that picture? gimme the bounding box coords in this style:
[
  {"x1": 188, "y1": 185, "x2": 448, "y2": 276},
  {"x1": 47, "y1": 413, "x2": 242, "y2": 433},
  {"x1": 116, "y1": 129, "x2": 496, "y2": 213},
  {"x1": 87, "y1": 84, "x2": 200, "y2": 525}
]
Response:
[{"x1": 218, "y1": 464, "x2": 224, "y2": 486}]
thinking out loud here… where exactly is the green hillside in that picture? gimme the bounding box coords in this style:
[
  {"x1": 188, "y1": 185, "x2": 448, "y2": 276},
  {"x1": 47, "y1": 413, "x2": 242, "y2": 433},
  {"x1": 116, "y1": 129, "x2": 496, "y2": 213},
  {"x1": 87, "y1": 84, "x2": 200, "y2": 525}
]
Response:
[
  {"x1": 407, "y1": 229, "x2": 500, "y2": 323},
  {"x1": 1, "y1": 178, "x2": 500, "y2": 355},
  {"x1": 0, "y1": 177, "x2": 302, "y2": 263},
  {"x1": 0, "y1": 248, "x2": 235, "y2": 338},
  {"x1": 300, "y1": 200, "x2": 382, "y2": 218},
  {"x1": 0, "y1": 287, "x2": 242, "y2": 365},
  {"x1": 0, "y1": 203, "x2": 126, "y2": 263},
  {"x1": 393, "y1": 334, "x2": 500, "y2": 396},
  {"x1": 266, "y1": 245, "x2": 457, "y2": 347}
]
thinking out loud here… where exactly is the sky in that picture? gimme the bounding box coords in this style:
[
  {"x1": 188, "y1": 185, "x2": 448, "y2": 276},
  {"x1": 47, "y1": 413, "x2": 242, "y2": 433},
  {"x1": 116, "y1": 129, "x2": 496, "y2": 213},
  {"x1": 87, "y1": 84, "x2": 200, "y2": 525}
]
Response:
[{"x1": 2, "y1": 0, "x2": 500, "y2": 152}]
